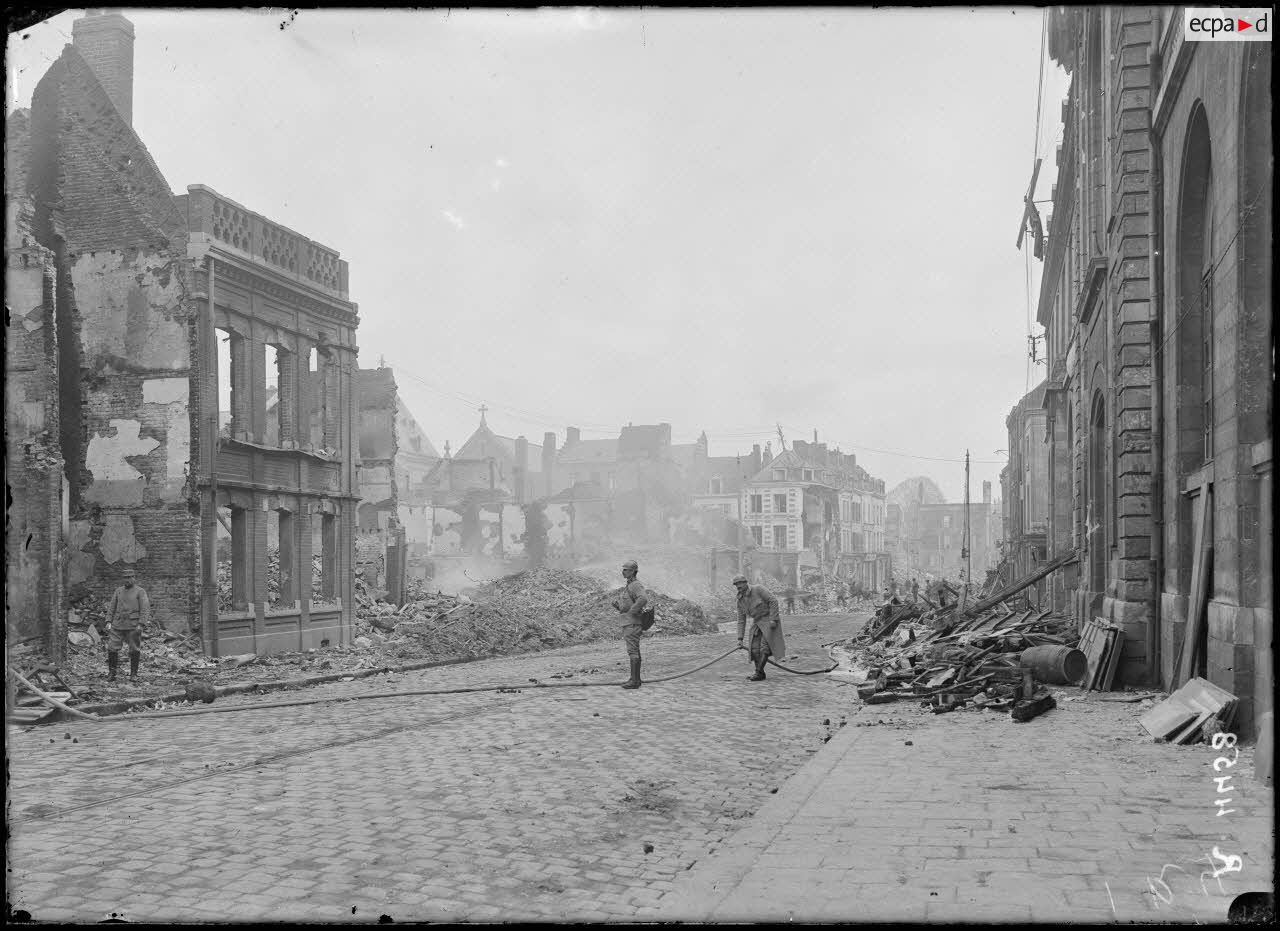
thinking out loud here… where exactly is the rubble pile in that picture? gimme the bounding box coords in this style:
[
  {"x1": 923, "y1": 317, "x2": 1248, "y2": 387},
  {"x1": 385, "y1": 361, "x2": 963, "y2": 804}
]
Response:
[
  {"x1": 353, "y1": 566, "x2": 717, "y2": 663},
  {"x1": 792, "y1": 575, "x2": 868, "y2": 614},
  {"x1": 10, "y1": 565, "x2": 718, "y2": 716},
  {"x1": 832, "y1": 603, "x2": 1080, "y2": 721}
]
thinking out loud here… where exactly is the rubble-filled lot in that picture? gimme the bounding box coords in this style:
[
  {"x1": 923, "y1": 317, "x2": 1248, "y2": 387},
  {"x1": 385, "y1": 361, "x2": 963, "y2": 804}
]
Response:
[{"x1": 9, "y1": 566, "x2": 719, "y2": 718}]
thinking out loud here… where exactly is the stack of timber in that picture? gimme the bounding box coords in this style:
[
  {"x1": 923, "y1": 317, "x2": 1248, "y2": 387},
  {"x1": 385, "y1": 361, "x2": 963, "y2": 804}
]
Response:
[
  {"x1": 1139, "y1": 677, "x2": 1239, "y2": 745},
  {"x1": 831, "y1": 551, "x2": 1087, "y2": 723},
  {"x1": 832, "y1": 603, "x2": 1080, "y2": 721}
]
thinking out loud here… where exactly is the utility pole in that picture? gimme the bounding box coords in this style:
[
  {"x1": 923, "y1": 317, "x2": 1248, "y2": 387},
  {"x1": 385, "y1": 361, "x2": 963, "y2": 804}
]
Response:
[{"x1": 962, "y1": 450, "x2": 972, "y2": 593}]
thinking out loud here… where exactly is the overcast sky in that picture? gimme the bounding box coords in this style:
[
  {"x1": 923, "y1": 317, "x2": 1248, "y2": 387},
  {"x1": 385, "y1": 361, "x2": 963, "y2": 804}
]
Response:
[{"x1": 8, "y1": 7, "x2": 1070, "y2": 502}]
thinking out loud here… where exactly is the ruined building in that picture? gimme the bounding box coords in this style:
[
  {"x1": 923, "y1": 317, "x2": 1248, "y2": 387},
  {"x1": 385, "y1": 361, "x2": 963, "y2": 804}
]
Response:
[
  {"x1": 1002, "y1": 381, "x2": 1051, "y2": 594},
  {"x1": 1021, "y1": 8, "x2": 1271, "y2": 738},
  {"x1": 6, "y1": 10, "x2": 362, "y2": 658},
  {"x1": 739, "y1": 437, "x2": 890, "y2": 590}
]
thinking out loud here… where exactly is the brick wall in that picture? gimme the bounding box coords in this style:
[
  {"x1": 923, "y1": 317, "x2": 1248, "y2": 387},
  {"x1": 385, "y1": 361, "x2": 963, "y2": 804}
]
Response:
[{"x1": 5, "y1": 201, "x2": 66, "y2": 659}]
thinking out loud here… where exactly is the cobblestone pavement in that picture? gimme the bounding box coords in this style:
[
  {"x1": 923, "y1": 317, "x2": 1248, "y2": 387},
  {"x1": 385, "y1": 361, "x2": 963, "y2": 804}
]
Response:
[
  {"x1": 655, "y1": 677, "x2": 1275, "y2": 924},
  {"x1": 8, "y1": 613, "x2": 866, "y2": 923}
]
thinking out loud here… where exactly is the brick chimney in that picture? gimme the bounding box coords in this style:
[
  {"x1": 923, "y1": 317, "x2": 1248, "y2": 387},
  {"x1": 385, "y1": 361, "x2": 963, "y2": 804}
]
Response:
[
  {"x1": 983, "y1": 480, "x2": 992, "y2": 506},
  {"x1": 541, "y1": 432, "x2": 556, "y2": 498},
  {"x1": 565, "y1": 426, "x2": 580, "y2": 447},
  {"x1": 73, "y1": 9, "x2": 135, "y2": 126}
]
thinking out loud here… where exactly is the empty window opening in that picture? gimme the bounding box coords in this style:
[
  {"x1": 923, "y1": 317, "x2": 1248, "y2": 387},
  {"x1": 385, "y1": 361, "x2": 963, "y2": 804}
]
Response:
[
  {"x1": 216, "y1": 505, "x2": 249, "y2": 612},
  {"x1": 311, "y1": 510, "x2": 338, "y2": 605},
  {"x1": 308, "y1": 347, "x2": 324, "y2": 449},
  {"x1": 264, "y1": 344, "x2": 282, "y2": 446},
  {"x1": 266, "y1": 508, "x2": 295, "y2": 609},
  {"x1": 216, "y1": 328, "x2": 234, "y2": 440}
]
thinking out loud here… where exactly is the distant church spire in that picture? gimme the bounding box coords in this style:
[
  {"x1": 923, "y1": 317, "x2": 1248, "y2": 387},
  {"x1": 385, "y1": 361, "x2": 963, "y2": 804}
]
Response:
[{"x1": 479, "y1": 403, "x2": 489, "y2": 426}]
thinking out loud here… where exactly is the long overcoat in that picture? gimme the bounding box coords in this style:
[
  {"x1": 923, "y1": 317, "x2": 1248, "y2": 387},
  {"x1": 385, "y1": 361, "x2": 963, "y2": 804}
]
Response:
[{"x1": 736, "y1": 585, "x2": 787, "y2": 658}]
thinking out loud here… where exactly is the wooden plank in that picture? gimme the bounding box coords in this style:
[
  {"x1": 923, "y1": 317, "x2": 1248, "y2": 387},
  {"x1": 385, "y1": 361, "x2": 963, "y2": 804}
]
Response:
[
  {"x1": 1087, "y1": 627, "x2": 1110, "y2": 691},
  {"x1": 1079, "y1": 618, "x2": 1110, "y2": 690},
  {"x1": 1099, "y1": 625, "x2": 1124, "y2": 691},
  {"x1": 1139, "y1": 696, "x2": 1200, "y2": 739},
  {"x1": 1171, "y1": 708, "x2": 1215, "y2": 745},
  {"x1": 1176, "y1": 487, "x2": 1213, "y2": 689}
]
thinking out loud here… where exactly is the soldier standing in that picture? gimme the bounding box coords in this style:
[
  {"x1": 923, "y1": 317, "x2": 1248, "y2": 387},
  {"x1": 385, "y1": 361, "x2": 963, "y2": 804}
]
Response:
[
  {"x1": 105, "y1": 568, "x2": 149, "y2": 682},
  {"x1": 733, "y1": 574, "x2": 786, "y2": 682},
  {"x1": 612, "y1": 559, "x2": 649, "y2": 689}
]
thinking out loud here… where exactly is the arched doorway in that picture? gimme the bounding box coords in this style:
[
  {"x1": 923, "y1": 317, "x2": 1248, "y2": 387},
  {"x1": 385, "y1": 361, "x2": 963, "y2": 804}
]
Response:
[{"x1": 1173, "y1": 104, "x2": 1215, "y2": 598}]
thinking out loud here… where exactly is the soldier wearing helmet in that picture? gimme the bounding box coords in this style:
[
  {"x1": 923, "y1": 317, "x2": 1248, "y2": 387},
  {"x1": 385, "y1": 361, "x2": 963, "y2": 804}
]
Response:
[
  {"x1": 105, "y1": 568, "x2": 150, "y2": 683},
  {"x1": 611, "y1": 558, "x2": 649, "y2": 689},
  {"x1": 733, "y1": 574, "x2": 786, "y2": 682}
]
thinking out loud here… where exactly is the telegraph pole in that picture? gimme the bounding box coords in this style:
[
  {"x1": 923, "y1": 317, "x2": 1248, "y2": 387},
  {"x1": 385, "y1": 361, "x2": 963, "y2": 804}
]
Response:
[{"x1": 962, "y1": 450, "x2": 972, "y2": 591}]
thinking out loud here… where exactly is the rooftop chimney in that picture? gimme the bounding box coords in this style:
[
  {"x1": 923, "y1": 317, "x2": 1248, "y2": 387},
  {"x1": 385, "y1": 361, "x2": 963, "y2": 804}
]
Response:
[
  {"x1": 73, "y1": 9, "x2": 135, "y2": 126},
  {"x1": 566, "y1": 426, "x2": 581, "y2": 447},
  {"x1": 983, "y1": 480, "x2": 992, "y2": 506}
]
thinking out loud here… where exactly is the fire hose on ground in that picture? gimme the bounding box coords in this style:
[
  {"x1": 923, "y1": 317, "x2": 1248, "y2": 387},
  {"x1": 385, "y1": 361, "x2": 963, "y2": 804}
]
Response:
[{"x1": 8, "y1": 645, "x2": 841, "y2": 725}]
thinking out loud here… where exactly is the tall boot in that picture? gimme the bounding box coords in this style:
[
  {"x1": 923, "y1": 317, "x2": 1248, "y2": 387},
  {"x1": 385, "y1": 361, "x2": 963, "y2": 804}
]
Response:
[
  {"x1": 107, "y1": 652, "x2": 119, "y2": 682},
  {"x1": 621, "y1": 657, "x2": 641, "y2": 689},
  {"x1": 129, "y1": 652, "x2": 140, "y2": 681},
  {"x1": 748, "y1": 655, "x2": 766, "y2": 681}
]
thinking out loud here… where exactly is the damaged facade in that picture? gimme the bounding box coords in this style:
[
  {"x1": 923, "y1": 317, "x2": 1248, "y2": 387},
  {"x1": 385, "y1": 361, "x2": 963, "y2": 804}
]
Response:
[
  {"x1": 1001, "y1": 381, "x2": 1051, "y2": 596},
  {"x1": 1020, "y1": 7, "x2": 1271, "y2": 738},
  {"x1": 740, "y1": 437, "x2": 890, "y2": 589},
  {"x1": 6, "y1": 10, "x2": 363, "y2": 658}
]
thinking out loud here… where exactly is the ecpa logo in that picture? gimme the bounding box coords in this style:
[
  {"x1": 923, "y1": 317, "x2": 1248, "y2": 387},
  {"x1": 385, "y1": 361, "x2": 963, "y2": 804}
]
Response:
[{"x1": 1185, "y1": 8, "x2": 1273, "y2": 40}]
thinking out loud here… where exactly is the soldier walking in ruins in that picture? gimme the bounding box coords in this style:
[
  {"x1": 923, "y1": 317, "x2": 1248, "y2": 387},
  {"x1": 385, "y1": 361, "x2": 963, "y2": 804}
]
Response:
[
  {"x1": 105, "y1": 568, "x2": 150, "y2": 683},
  {"x1": 612, "y1": 559, "x2": 649, "y2": 689},
  {"x1": 734, "y1": 574, "x2": 786, "y2": 682}
]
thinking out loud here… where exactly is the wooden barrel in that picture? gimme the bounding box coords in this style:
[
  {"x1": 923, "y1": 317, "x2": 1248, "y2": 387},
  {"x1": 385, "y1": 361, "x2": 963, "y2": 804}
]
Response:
[{"x1": 1020, "y1": 645, "x2": 1088, "y2": 685}]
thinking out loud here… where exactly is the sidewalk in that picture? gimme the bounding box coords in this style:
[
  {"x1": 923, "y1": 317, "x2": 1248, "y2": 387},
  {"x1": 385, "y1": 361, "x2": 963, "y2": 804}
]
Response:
[{"x1": 651, "y1": 688, "x2": 1274, "y2": 924}]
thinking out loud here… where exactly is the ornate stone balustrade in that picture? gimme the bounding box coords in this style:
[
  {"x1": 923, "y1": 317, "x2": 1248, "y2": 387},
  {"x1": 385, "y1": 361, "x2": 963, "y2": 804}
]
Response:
[{"x1": 183, "y1": 184, "x2": 349, "y2": 297}]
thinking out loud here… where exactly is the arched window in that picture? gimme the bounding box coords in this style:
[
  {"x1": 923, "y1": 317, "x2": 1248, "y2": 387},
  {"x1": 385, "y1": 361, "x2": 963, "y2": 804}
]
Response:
[{"x1": 1175, "y1": 105, "x2": 1215, "y2": 470}]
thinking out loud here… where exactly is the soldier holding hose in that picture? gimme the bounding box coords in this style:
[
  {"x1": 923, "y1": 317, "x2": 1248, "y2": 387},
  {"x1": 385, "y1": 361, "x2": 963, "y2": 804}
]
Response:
[{"x1": 733, "y1": 574, "x2": 786, "y2": 682}]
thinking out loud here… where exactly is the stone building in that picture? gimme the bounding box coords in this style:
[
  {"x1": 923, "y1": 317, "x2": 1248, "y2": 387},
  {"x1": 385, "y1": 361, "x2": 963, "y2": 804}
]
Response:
[
  {"x1": 916, "y1": 487, "x2": 1000, "y2": 587},
  {"x1": 1001, "y1": 381, "x2": 1051, "y2": 596},
  {"x1": 739, "y1": 438, "x2": 889, "y2": 589},
  {"x1": 1024, "y1": 7, "x2": 1271, "y2": 738},
  {"x1": 6, "y1": 10, "x2": 362, "y2": 657},
  {"x1": 448, "y1": 411, "x2": 543, "y2": 504}
]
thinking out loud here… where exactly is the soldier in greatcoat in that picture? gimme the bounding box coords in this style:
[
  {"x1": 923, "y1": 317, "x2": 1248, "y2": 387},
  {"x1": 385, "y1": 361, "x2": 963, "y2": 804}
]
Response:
[
  {"x1": 733, "y1": 574, "x2": 786, "y2": 682},
  {"x1": 105, "y1": 568, "x2": 150, "y2": 682}
]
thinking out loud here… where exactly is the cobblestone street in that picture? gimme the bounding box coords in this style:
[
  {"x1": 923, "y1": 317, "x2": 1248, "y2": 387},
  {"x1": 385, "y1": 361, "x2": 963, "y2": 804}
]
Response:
[{"x1": 8, "y1": 613, "x2": 864, "y2": 923}]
